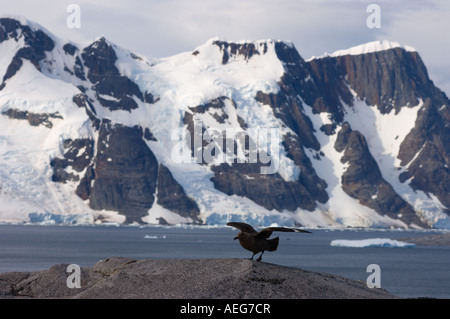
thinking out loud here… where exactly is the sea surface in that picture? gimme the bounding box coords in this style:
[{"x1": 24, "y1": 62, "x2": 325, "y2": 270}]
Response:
[{"x1": 0, "y1": 224, "x2": 449, "y2": 299}]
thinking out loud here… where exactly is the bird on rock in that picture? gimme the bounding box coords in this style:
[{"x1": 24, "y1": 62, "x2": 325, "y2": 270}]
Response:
[{"x1": 227, "y1": 222, "x2": 311, "y2": 261}]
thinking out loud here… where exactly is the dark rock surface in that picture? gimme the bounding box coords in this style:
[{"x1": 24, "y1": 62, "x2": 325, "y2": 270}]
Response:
[
  {"x1": 192, "y1": 43, "x2": 330, "y2": 213},
  {"x1": 1, "y1": 108, "x2": 63, "y2": 128},
  {"x1": 335, "y1": 123, "x2": 427, "y2": 228},
  {"x1": 156, "y1": 164, "x2": 202, "y2": 224},
  {"x1": 0, "y1": 257, "x2": 397, "y2": 299},
  {"x1": 307, "y1": 48, "x2": 437, "y2": 115},
  {"x1": 307, "y1": 47, "x2": 450, "y2": 226},
  {"x1": 211, "y1": 163, "x2": 319, "y2": 212},
  {"x1": 86, "y1": 120, "x2": 159, "y2": 223},
  {"x1": 398, "y1": 98, "x2": 450, "y2": 213},
  {"x1": 51, "y1": 138, "x2": 94, "y2": 183},
  {"x1": 0, "y1": 17, "x2": 54, "y2": 86},
  {"x1": 70, "y1": 119, "x2": 202, "y2": 224},
  {"x1": 213, "y1": 40, "x2": 263, "y2": 64},
  {"x1": 81, "y1": 37, "x2": 143, "y2": 111}
]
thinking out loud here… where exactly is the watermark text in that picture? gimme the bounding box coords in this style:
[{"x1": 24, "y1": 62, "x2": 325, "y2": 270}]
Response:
[
  {"x1": 171, "y1": 119, "x2": 281, "y2": 175},
  {"x1": 66, "y1": 264, "x2": 81, "y2": 289},
  {"x1": 366, "y1": 264, "x2": 381, "y2": 288}
]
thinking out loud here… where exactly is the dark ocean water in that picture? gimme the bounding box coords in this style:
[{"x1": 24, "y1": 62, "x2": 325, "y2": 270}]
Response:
[{"x1": 0, "y1": 224, "x2": 449, "y2": 298}]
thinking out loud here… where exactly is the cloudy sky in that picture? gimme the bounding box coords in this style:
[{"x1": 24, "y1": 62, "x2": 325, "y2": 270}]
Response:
[{"x1": 2, "y1": 0, "x2": 449, "y2": 95}]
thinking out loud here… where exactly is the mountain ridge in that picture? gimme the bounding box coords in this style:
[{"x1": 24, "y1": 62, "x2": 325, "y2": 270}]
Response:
[
  {"x1": 0, "y1": 16, "x2": 449, "y2": 228},
  {"x1": 308, "y1": 40, "x2": 416, "y2": 60}
]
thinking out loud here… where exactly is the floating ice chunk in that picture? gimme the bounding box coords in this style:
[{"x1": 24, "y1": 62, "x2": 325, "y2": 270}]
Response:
[
  {"x1": 330, "y1": 238, "x2": 415, "y2": 248},
  {"x1": 144, "y1": 235, "x2": 167, "y2": 239}
]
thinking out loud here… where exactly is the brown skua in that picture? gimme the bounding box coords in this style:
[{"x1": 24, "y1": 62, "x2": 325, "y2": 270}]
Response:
[{"x1": 227, "y1": 222, "x2": 311, "y2": 261}]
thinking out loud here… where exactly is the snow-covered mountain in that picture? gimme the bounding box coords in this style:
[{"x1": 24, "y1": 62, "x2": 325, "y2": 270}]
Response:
[{"x1": 0, "y1": 17, "x2": 449, "y2": 228}]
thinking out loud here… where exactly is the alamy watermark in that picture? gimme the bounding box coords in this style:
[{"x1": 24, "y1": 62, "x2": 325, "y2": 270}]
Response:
[
  {"x1": 367, "y1": 4, "x2": 381, "y2": 29},
  {"x1": 170, "y1": 119, "x2": 281, "y2": 175},
  {"x1": 67, "y1": 4, "x2": 380, "y2": 30},
  {"x1": 66, "y1": 4, "x2": 81, "y2": 29},
  {"x1": 66, "y1": 264, "x2": 81, "y2": 289},
  {"x1": 366, "y1": 264, "x2": 381, "y2": 288}
]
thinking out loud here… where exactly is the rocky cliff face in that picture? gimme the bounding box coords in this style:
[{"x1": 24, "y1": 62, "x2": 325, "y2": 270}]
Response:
[
  {"x1": 0, "y1": 17, "x2": 449, "y2": 228},
  {"x1": 307, "y1": 45, "x2": 450, "y2": 227},
  {"x1": 334, "y1": 123, "x2": 424, "y2": 227}
]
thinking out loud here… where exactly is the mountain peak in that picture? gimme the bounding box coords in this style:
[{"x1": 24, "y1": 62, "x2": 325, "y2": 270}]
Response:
[
  {"x1": 309, "y1": 40, "x2": 416, "y2": 60},
  {"x1": 1, "y1": 15, "x2": 37, "y2": 29},
  {"x1": 331, "y1": 40, "x2": 416, "y2": 56},
  {"x1": 0, "y1": 15, "x2": 55, "y2": 40},
  {"x1": 194, "y1": 38, "x2": 293, "y2": 65}
]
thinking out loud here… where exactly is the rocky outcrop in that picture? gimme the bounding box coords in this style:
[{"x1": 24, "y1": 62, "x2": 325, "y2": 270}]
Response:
[
  {"x1": 307, "y1": 48, "x2": 437, "y2": 115},
  {"x1": 156, "y1": 164, "x2": 201, "y2": 224},
  {"x1": 51, "y1": 138, "x2": 94, "y2": 183},
  {"x1": 0, "y1": 17, "x2": 54, "y2": 87},
  {"x1": 81, "y1": 37, "x2": 143, "y2": 111},
  {"x1": 208, "y1": 43, "x2": 329, "y2": 213},
  {"x1": 398, "y1": 98, "x2": 450, "y2": 212},
  {"x1": 69, "y1": 120, "x2": 202, "y2": 224},
  {"x1": 256, "y1": 44, "x2": 321, "y2": 151},
  {"x1": 321, "y1": 46, "x2": 450, "y2": 220},
  {"x1": 335, "y1": 123, "x2": 427, "y2": 227},
  {"x1": 82, "y1": 120, "x2": 159, "y2": 223},
  {"x1": 1, "y1": 109, "x2": 63, "y2": 128},
  {"x1": 213, "y1": 40, "x2": 264, "y2": 64},
  {"x1": 306, "y1": 46, "x2": 450, "y2": 227},
  {"x1": 211, "y1": 163, "x2": 320, "y2": 212},
  {"x1": 0, "y1": 257, "x2": 398, "y2": 299}
]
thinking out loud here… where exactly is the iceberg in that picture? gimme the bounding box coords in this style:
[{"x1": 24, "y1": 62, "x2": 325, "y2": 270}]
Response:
[
  {"x1": 144, "y1": 235, "x2": 167, "y2": 239},
  {"x1": 330, "y1": 238, "x2": 415, "y2": 248}
]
